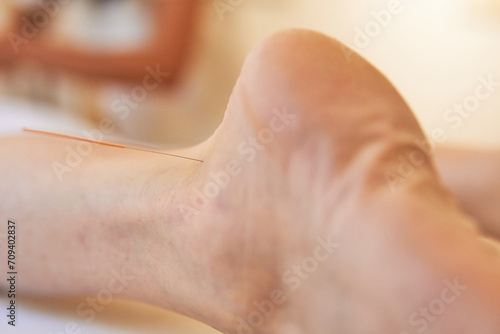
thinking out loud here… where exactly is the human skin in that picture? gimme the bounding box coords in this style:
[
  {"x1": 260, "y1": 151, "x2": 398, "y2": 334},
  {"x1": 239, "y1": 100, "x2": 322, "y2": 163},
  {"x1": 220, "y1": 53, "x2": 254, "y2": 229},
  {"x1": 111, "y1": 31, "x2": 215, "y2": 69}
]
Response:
[
  {"x1": 0, "y1": 38, "x2": 15, "y2": 65},
  {"x1": 1, "y1": 0, "x2": 199, "y2": 83},
  {"x1": 435, "y1": 147, "x2": 500, "y2": 239},
  {"x1": 0, "y1": 15, "x2": 17, "y2": 66},
  {"x1": 1, "y1": 29, "x2": 500, "y2": 333}
]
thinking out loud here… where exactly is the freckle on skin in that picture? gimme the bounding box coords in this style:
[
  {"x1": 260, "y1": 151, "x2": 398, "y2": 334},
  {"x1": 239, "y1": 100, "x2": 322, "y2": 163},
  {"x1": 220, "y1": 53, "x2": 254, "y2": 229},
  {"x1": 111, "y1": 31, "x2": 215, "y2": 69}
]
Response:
[{"x1": 78, "y1": 233, "x2": 86, "y2": 247}]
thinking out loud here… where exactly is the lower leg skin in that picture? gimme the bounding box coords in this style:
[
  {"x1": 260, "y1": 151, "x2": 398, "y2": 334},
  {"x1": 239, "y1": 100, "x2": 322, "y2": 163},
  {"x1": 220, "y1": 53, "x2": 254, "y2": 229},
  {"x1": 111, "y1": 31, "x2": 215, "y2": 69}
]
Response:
[
  {"x1": 0, "y1": 136, "x2": 202, "y2": 305},
  {"x1": 1, "y1": 29, "x2": 500, "y2": 333}
]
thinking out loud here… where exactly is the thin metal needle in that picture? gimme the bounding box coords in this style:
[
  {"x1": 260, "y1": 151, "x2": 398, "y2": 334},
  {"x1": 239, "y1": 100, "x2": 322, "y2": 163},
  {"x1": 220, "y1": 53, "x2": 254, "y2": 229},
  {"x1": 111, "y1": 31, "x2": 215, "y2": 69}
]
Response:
[{"x1": 22, "y1": 128, "x2": 204, "y2": 163}]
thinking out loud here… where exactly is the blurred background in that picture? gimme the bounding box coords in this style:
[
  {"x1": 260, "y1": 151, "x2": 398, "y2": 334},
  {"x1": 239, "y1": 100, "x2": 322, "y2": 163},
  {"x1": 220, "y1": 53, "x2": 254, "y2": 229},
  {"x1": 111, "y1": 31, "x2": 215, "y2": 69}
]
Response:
[
  {"x1": 0, "y1": 0, "x2": 499, "y2": 333},
  {"x1": 1, "y1": 0, "x2": 499, "y2": 147}
]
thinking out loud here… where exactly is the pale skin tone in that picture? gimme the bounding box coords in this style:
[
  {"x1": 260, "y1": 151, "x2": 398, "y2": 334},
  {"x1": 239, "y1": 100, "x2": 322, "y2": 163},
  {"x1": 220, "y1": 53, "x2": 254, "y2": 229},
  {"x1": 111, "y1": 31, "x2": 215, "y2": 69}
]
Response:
[
  {"x1": 435, "y1": 147, "x2": 500, "y2": 239},
  {"x1": 1, "y1": 29, "x2": 500, "y2": 333}
]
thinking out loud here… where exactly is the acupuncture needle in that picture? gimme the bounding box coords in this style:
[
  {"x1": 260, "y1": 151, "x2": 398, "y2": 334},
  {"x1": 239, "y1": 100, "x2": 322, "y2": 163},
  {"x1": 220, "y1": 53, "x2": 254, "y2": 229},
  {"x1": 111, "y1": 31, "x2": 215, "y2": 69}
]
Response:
[{"x1": 22, "y1": 128, "x2": 203, "y2": 163}]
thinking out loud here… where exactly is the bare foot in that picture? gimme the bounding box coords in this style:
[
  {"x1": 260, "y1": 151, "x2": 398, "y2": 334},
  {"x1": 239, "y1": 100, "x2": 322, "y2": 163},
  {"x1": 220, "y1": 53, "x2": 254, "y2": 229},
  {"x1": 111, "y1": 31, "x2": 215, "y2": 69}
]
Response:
[
  {"x1": 147, "y1": 29, "x2": 500, "y2": 333},
  {"x1": 3, "y1": 29, "x2": 500, "y2": 334}
]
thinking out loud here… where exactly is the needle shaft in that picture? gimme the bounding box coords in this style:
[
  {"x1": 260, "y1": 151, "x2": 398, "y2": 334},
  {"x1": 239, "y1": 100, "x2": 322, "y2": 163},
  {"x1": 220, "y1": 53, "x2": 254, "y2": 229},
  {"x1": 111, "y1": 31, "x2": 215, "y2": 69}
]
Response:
[{"x1": 22, "y1": 128, "x2": 203, "y2": 163}]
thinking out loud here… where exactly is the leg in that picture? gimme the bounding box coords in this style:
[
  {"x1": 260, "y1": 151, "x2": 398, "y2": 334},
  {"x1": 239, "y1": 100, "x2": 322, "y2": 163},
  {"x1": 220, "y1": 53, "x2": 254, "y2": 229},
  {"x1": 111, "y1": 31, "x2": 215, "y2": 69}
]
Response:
[
  {"x1": 435, "y1": 147, "x2": 500, "y2": 239},
  {"x1": 1, "y1": 29, "x2": 500, "y2": 333}
]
